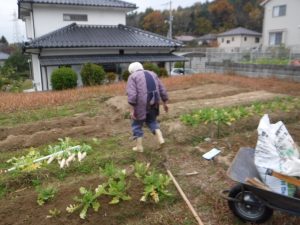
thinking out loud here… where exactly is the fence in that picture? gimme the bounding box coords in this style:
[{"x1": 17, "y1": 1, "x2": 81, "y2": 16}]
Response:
[{"x1": 179, "y1": 46, "x2": 300, "y2": 79}]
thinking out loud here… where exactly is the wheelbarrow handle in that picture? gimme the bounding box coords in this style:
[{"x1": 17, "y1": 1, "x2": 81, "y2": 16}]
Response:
[
  {"x1": 267, "y1": 169, "x2": 300, "y2": 187},
  {"x1": 219, "y1": 190, "x2": 240, "y2": 202}
]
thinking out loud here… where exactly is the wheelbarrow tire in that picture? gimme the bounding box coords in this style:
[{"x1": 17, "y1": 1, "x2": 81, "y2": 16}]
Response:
[{"x1": 228, "y1": 184, "x2": 273, "y2": 224}]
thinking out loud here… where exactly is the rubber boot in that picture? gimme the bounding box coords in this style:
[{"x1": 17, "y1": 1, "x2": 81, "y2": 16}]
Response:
[
  {"x1": 132, "y1": 137, "x2": 143, "y2": 152},
  {"x1": 155, "y1": 129, "x2": 165, "y2": 145}
]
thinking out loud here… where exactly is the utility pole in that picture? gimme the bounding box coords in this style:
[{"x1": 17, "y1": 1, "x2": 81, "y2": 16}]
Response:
[
  {"x1": 162, "y1": 1, "x2": 173, "y2": 39},
  {"x1": 12, "y1": 11, "x2": 21, "y2": 43},
  {"x1": 168, "y1": 1, "x2": 173, "y2": 39}
]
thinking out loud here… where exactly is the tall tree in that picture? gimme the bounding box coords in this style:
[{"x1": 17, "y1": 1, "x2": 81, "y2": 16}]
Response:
[
  {"x1": 0, "y1": 35, "x2": 8, "y2": 46},
  {"x1": 126, "y1": 0, "x2": 263, "y2": 36},
  {"x1": 141, "y1": 11, "x2": 167, "y2": 35},
  {"x1": 195, "y1": 17, "x2": 213, "y2": 35},
  {"x1": 208, "y1": 0, "x2": 235, "y2": 31}
]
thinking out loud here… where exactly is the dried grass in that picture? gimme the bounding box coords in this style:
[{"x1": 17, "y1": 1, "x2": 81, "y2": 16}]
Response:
[{"x1": 1, "y1": 73, "x2": 299, "y2": 113}]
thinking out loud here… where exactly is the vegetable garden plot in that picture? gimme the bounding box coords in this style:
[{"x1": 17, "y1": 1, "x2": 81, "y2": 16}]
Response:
[{"x1": 1, "y1": 76, "x2": 300, "y2": 225}]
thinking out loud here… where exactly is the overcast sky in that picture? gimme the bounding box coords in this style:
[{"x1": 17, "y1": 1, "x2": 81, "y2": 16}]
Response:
[{"x1": 0, "y1": 0, "x2": 208, "y2": 43}]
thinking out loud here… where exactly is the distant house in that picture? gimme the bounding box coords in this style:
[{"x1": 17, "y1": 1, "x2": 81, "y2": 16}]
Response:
[
  {"x1": 0, "y1": 52, "x2": 9, "y2": 67},
  {"x1": 217, "y1": 27, "x2": 262, "y2": 51},
  {"x1": 18, "y1": 0, "x2": 184, "y2": 91},
  {"x1": 261, "y1": 0, "x2": 300, "y2": 47},
  {"x1": 174, "y1": 35, "x2": 196, "y2": 44},
  {"x1": 197, "y1": 34, "x2": 217, "y2": 46}
]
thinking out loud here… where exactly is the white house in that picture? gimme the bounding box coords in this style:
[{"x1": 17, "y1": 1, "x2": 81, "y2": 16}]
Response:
[
  {"x1": 18, "y1": 0, "x2": 184, "y2": 91},
  {"x1": 261, "y1": 0, "x2": 300, "y2": 48},
  {"x1": 0, "y1": 52, "x2": 9, "y2": 67},
  {"x1": 217, "y1": 27, "x2": 262, "y2": 51}
]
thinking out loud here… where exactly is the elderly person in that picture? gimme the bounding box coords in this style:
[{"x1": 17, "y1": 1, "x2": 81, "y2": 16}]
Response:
[{"x1": 126, "y1": 62, "x2": 169, "y2": 152}]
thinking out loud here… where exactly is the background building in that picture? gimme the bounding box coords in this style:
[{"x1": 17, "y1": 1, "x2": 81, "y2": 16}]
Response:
[{"x1": 261, "y1": 0, "x2": 300, "y2": 47}]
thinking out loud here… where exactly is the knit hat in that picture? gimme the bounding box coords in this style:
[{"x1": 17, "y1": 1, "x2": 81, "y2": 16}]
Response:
[{"x1": 128, "y1": 62, "x2": 144, "y2": 74}]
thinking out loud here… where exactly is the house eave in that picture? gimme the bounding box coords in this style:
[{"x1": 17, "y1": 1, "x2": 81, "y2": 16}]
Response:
[
  {"x1": 260, "y1": 0, "x2": 271, "y2": 6},
  {"x1": 18, "y1": 0, "x2": 137, "y2": 10}
]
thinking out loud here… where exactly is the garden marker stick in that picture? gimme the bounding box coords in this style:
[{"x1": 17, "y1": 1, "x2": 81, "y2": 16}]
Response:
[
  {"x1": 6, "y1": 145, "x2": 81, "y2": 172},
  {"x1": 166, "y1": 169, "x2": 204, "y2": 225}
]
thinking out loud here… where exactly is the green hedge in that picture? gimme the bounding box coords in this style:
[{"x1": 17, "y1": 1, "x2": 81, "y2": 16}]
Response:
[
  {"x1": 174, "y1": 62, "x2": 184, "y2": 68},
  {"x1": 143, "y1": 63, "x2": 160, "y2": 76},
  {"x1": 80, "y1": 63, "x2": 105, "y2": 86},
  {"x1": 106, "y1": 72, "x2": 117, "y2": 83},
  {"x1": 51, "y1": 67, "x2": 78, "y2": 90},
  {"x1": 122, "y1": 70, "x2": 130, "y2": 81}
]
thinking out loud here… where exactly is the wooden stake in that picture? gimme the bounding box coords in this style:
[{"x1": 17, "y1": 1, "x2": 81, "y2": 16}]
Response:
[{"x1": 166, "y1": 169, "x2": 204, "y2": 225}]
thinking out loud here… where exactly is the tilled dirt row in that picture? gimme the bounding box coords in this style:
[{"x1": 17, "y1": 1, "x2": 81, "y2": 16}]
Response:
[
  {"x1": 0, "y1": 114, "x2": 129, "y2": 151},
  {"x1": 0, "y1": 84, "x2": 285, "y2": 151},
  {"x1": 163, "y1": 90, "x2": 284, "y2": 118},
  {"x1": 106, "y1": 83, "x2": 249, "y2": 114}
]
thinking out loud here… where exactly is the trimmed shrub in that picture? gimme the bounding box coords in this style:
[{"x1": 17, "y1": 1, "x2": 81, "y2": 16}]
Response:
[
  {"x1": 122, "y1": 70, "x2": 130, "y2": 81},
  {"x1": 51, "y1": 67, "x2": 78, "y2": 90},
  {"x1": 143, "y1": 63, "x2": 160, "y2": 76},
  {"x1": 159, "y1": 68, "x2": 168, "y2": 77},
  {"x1": 174, "y1": 61, "x2": 184, "y2": 68},
  {"x1": 80, "y1": 63, "x2": 105, "y2": 86},
  {"x1": 107, "y1": 72, "x2": 117, "y2": 83}
]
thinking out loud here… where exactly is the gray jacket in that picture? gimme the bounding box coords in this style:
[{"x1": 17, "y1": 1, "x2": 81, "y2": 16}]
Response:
[{"x1": 126, "y1": 70, "x2": 168, "y2": 120}]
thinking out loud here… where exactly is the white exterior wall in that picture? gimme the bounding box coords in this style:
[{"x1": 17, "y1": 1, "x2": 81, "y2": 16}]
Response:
[
  {"x1": 25, "y1": 4, "x2": 127, "y2": 38},
  {"x1": 218, "y1": 35, "x2": 262, "y2": 50},
  {"x1": 31, "y1": 55, "x2": 42, "y2": 91},
  {"x1": 24, "y1": 14, "x2": 34, "y2": 39},
  {"x1": 262, "y1": 0, "x2": 300, "y2": 47}
]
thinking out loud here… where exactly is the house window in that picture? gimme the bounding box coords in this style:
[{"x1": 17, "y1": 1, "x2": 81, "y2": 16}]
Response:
[
  {"x1": 232, "y1": 37, "x2": 234, "y2": 41},
  {"x1": 226, "y1": 40, "x2": 230, "y2": 44},
  {"x1": 63, "y1": 14, "x2": 88, "y2": 21},
  {"x1": 269, "y1": 32, "x2": 283, "y2": 45},
  {"x1": 255, "y1": 37, "x2": 260, "y2": 43},
  {"x1": 273, "y1": 5, "x2": 286, "y2": 17},
  {"x1": 244, "y1": 37, "x2": 247, "y2": 41},
  {"x1": 222, "y1": 38, "x2": 224, "y2": 43}
]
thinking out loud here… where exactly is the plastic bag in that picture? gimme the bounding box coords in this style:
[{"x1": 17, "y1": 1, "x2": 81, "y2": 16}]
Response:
[{"x1": 255, "y1": 114, "x2": 300, "y2": 177}]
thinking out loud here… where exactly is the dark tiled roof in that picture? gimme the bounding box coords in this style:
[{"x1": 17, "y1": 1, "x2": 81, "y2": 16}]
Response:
[
  {"x1": 198, "y1": 33, "x2": 217, "y2": 41},
  {"x1": 40, "y1": 54, "x2": 187, "y2": 66},
  {"x1": 24, "y1": 23, "x2": 182, "y2": 49},
  {"x1": 218, "y1": 27, "x2": 262, "y2": 37},
  {"x1": 18, "y1": 0, "x2": 136, "y2": 9}
]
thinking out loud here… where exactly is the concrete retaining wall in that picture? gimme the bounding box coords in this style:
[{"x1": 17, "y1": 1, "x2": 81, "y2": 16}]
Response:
[{"x1": 205, "y1": 62, "x2": 300, "y2": 81}]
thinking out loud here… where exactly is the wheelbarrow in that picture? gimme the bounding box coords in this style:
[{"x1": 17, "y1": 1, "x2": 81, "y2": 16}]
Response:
[{"x1": 221, "y1": 147, "x2": 300, "y2": 224}]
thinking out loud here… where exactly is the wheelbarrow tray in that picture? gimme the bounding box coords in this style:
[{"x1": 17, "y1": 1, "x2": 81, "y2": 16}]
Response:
[{"x1": 227, "y1": 147, "x2": 300, "y2": 216}]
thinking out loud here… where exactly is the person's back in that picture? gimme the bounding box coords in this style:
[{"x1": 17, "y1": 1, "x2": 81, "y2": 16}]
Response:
[{"x1": 126, "y1": 62, "x2": 168, "y2": 152}]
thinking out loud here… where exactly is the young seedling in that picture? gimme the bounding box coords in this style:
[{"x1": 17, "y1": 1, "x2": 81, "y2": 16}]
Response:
[
  {"x1": 6, "y1": 149, "x2": 42, "y2": 172},
  {"x1": 46, "y1": 208, "x2": 61, "y2": 218},
  {"x1": 140, "y1": 170, "x2": 172, "y2": 203},
  {"x1": 36, "y1": 187, "x2": 57, "y2": 206},
  {"x1": 134, "y1": 162, "x2": 150, "y2": 179},
  {"x1": 66, "y1": 185, "x2": 106, "y2": 219},
  {"x1": 134, "y1": 162, "x2": 172, "y2": 203},
  {"x1": 100, "y1": 162, "x2": 131, "y2": 204}
]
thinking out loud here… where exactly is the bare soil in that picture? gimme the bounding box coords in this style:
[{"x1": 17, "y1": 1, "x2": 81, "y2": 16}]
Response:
[{"x1": 1, "y1": 78, "x2": 300, "y2": 225}]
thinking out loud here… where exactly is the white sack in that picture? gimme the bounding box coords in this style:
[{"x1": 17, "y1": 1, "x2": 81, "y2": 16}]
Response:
[
  {"x1": 257, "y1": 166, "x2": 296, "y2": 196},
  {"x1": 255, "y1": 114, "x2": 300, "y2": 177}
]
